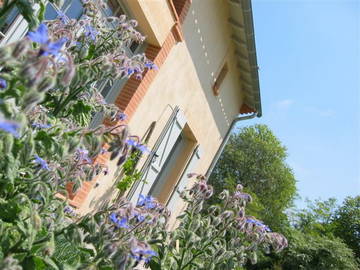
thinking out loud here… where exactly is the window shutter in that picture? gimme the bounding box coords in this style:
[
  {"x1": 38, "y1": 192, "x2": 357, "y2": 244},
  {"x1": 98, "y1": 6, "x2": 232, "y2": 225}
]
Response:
[{"x1": 128, "y1": 107, "x2": 186, "y2": 204}]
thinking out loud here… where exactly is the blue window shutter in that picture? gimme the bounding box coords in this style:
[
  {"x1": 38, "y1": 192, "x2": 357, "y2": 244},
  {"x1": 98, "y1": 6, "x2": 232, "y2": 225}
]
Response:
[{"x1": 129, "y1": 108, "x2": 186, "y2": 204}]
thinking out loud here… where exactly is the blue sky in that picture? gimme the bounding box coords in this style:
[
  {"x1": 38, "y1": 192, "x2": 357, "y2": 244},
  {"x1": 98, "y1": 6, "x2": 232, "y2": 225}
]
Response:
[{"x1": 239, "y1": 0, "x2": 359, "y2": 207}]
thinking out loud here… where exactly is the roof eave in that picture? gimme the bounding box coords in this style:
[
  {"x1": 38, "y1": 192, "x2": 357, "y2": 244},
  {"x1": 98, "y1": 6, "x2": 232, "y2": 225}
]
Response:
[{"x1": 228, "y1": 0, "x2": 262, "y2": 117}]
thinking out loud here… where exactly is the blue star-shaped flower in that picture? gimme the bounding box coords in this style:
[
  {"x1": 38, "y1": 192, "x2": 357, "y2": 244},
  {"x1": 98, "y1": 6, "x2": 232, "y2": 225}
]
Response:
[
  {"x1": 84, "y1": 24, "x2": 98, "y2": 41},
  {"x1": 109, "y1": 213, "x2": 129, "y2": 228},
  {"x1": 126, "y1": 139, "x2": 150, "y2": 153},
  {"x1": 0, "y1": 78, "x2": 7, "y2": 89},
  {"x1": 27, "y1": 23, "x2": 68, "y2": 57},
  {"x1": 117, "y1": 112, "x2": 127, "y2": 121},
  {"x1": 0, "y1": 120, "x2": 20, "y2": 137},
  {"x1": 34, "y1": 155, "x2": 50, "y2": 170},
  {"x1": 137, "y1": 194, "x2": 157, "y2": 209}
]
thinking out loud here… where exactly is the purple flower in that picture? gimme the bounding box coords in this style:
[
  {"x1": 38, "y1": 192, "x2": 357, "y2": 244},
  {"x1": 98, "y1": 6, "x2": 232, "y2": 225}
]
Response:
[
  {"x1": 0, "y1": 119, "x2": 20, "y2": 137},
  {"x1": 64, "y1": 205, "x2": 76, "y2": 215},
  {"x1": 135, "y1": 213, "x2": 146, "y2": 222},
  {"x1": 246, "y1": 218, "x2": 271, "y2": 231},
  {"x1": 137, "y1": 144, "x2": 150, "y2": 153},
  {"x1": 84, "y1": 24, "x2": 98, "y2": 41},
  {"x1": 32, "y1": 123, "x2": 52, "y2": 129},
  {"x1": 27, "y1": 23, "x2": 68, "y2": 57},
  {"x1": 109, "y1": 213, "x2": 129, "y2": 228},
  {"x1": 0, "y1": 78, "x2": 7, "y2": 89},
  {"x1": 34, "y1": 155, "x2": 50, "y2": 170},
  {"x1": 126, "y1": 139, "x2": 137, "y2": 147},
  {"x1": 117, "y1": 112, "x2": 127, "y2": 121},
  {"x1": 145, "y1": 61, "x2": 157, "y2": 70},
  {"x1": 137, "y1": 194, "x2": 157, "y2": 209},
  {"x1": 130, "y1": 245, "x2": 157, "y2": 263},
  {"x1": 75, "y1": 147, "x2": 92, "y2": 163},
  {"x1": 126, "y1": 139, "x2": 150, "y2": 153},
  {"x1": 127, "y1": 68, "x2": 134, "y2": 75}
]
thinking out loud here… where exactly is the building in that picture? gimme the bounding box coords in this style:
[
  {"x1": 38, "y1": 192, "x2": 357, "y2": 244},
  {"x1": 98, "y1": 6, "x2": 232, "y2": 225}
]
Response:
[{"x1": 0, "y1": 0, "x2": 261, "y2": 227}]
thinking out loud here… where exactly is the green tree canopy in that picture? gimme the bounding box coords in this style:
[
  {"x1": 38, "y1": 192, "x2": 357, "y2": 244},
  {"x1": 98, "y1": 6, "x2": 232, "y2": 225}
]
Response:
[
  {"x1": 209, "y1": 124, "x2": 297, "y2": 231},
  {"x1": 332, "y1": 196, "x2": 360, "y2": 258}
]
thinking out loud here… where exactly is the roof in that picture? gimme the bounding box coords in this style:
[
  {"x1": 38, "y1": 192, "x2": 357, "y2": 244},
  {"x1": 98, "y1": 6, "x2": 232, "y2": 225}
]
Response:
[{"x1": 227, "y1": 0, "x2": 262, "y2": 117}]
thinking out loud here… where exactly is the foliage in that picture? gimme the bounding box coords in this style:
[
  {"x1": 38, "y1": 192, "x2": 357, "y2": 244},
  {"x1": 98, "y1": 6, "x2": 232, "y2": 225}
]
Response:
[
  {"x1": 149, "y1": 174, "x2": 288, "y2": 270},
  {"x1": 0, "y1": 1, "x2": 160, "y2": 268},
  {"x1": 279, "y1": 229, "x2": 358, "y2": 270},
  {"x1": 291, "y1": 196, "x2": 360, "y2": 260},
  {"x1": 116, "y1": 152, "x2": 142, "y2": 194},
  {"x1": 208, "y1": 124, "x2": 297, "y2": 231},
  {"x1": 249, "y1": 198, "x2": 359, "y2": 270},
  {"x1": 0, "y1": 2, "x2": 289, "y2": 270},
  {"x1": 332, "y1": 196, "x2": 360, "y2": 259},
  {"x1": 291, "y1": 198, "x2": 338, "y2": 236}
]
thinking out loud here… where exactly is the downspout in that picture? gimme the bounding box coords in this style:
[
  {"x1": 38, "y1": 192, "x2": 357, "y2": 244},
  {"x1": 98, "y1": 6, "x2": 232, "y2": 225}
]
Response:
[{"x1": 205, "y1": 112, "x2": 257, "y2": 178}]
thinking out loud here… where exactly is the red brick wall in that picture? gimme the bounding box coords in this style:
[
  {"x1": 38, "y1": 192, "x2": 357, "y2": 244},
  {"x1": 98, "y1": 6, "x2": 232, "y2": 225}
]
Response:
[{"x1": 172, "y1": 0, "x2": 192, "y2": 24}]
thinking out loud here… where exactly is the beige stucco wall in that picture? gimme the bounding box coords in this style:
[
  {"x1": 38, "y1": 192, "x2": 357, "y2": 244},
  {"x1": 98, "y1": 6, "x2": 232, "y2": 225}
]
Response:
[
  {"x1": 124, "y1": 0, "x2": 175, "y2": 46},
  {"x1": 78, "y1": 0, "x2": 245, "y2": 216}
]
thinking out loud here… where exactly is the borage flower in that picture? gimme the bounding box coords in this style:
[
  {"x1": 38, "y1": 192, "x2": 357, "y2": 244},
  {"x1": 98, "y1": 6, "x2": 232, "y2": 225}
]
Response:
[
  {"x1": 126, "y1": 139, "x2": 150, "y2": 153},
  {"x1": 75, "y1": 147, "x2": 92, "y2": 163},
  {"x1": 84, "y1": 24, "x2": 98, "y2": 41},
  {"x1": 32, "y1": 123, "x2": 52, "y2": 129},
  {"x1": 130, "y1": 239, "x2": 157, "y2": 263},
  {"x1": 27, "y1": 23, "x2": 68, "y2": 57},
  {"x1": 0, "y1": 78, "x2": 7, "y2": 89},
  {"x1": 0, "y1": 119, "x2": 20, "y2": 137},
  {"x1": 137, "y1": 194, "x2": 157, "y2": 209},
  {"x1": 34, "y1": 155, "x2": 50, "y2": 170},
  {"x1": 109, "y1": 213, "x2": 129, "y2": 229},
  {"x1": 117, "y1": 112, "x2": 127, "y2": 121}
]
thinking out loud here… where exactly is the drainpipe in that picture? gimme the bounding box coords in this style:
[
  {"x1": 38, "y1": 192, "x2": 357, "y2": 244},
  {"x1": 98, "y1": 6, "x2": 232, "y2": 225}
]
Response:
[{"x1": 205, "y1": 112, "x2": 257, "y2": 178}]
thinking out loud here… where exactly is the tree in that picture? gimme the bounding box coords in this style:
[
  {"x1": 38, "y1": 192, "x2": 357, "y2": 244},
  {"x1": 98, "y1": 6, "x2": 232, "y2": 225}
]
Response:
[
  {"x1": 248, "y1": 198, "x2": 359, "y2": 270},
  {"x1": 291, "y1": 198, "x2": 338, "y2": 236},
  {"x1": 332, "y1": 196, "x2": 360, "y2": 258},
  {"x1": 279, "y1": 229, "x2": 358, "y2": 270},
  {"x1": 209, "y1": 125, "x2": 296, "y2": 231}
]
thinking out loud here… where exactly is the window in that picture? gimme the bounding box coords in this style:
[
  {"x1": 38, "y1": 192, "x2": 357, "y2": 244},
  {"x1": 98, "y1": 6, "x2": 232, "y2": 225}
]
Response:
[
  {"x1": 0, "y1": 6, "x2": 20, "y2": 39},
  {"x1": 127, "y1": 108, "x2": 198, "y2": 205},
  {"x1": 212, "y1": 62, "x2": 228, "y2": 96},
  {"x1": 45, "y1": 0, "x2": 84, "y2": 20}
]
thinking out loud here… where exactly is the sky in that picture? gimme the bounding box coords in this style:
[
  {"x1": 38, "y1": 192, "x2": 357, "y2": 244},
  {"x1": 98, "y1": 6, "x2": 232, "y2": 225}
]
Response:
[{"x1": 236, "y1": 0, "x2": 360, "y2": 207}]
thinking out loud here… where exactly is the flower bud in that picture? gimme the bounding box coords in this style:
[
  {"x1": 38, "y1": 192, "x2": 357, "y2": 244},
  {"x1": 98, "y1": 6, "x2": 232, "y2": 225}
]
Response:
[
  {"x1": 220, "y1": 210, "x2": 234, "y2": 221},
  {"x1": 32, "y1": 213, "x2": 42, "y2": 230},
  {"x1": 22, "y1": 91, "x2": 45, "y2": 112},
  {"x1": 119, "y1": 15, "x2": 126, "y2": 23},
  {"x1": 0, "y1": 46, "x2": 12, "y2": 62},
  {"x1": 212, "y1": 216, "x2": 222, "y2": 226},
  {"x1": 38, "y1": 76, "x2": 55, "y2": 92},
  {"x1": 12, "y1": 39, "x2": 29, "y2": 58},
  {"x1": 129, "y1": 19, "x2": 138, "y2": 27}
]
